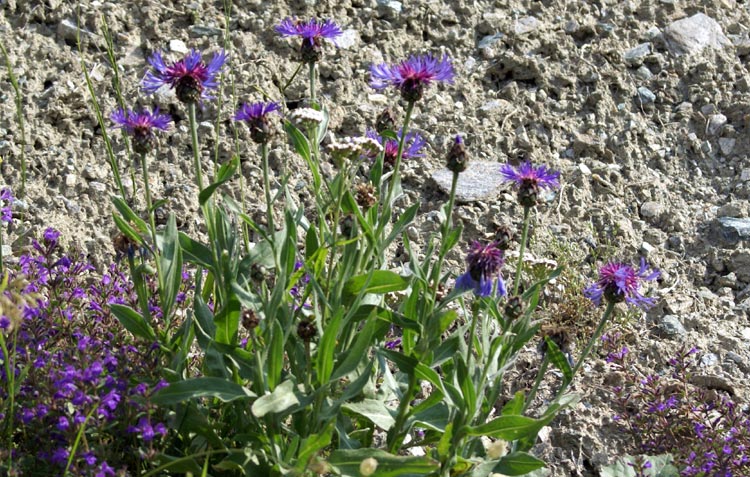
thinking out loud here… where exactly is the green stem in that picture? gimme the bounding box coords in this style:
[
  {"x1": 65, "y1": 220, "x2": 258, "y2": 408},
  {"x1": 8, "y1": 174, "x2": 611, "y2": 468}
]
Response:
[
  {"x1": 383, "y1": 101, "x2": 415, "y2": 210},
  {"x1": 188, "y1": 102, "x2": 204, "y2": 191},
  {"x1": 513, "y1": 206, "x2": 531, "y2": 295},
  {"x1": 140, "y1": 153, "x2": 163, "y2": 291},
  {"x1": 0, "y1": 329, "x2": 15, "y2": 467},
  {"x1": 261, "y1": 142, "x2": 274, "y2": 234},
  {"x1": 466, "y1": 304, "x2": 479, "y2": 368},
  {"x1": 522, "y1": 354, "x2": 549, "y2": 413},
  {"x1": 430, "y1": 171, "x2": 459, "y2": 303},
  {"x1": 388, "y1": 372, "x2": 418, "y2": 453},
  {"x1": 560, "y1": 301, "x2": 615, "y2": 395},
  {"x1": 308, "y1": 62, "x2": 317, "y2": 107}
]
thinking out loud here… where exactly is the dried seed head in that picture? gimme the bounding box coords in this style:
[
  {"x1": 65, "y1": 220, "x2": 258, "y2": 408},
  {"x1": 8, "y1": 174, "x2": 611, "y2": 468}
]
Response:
[
  {"x1": 494, "y1": 224, "x2": 515, "y2": 250},
  {"x1": 355, "y1": 183, "x2": 377, "y2": 210},
  {"x1": 504, "y1": 296, "x2": 523, "y2": 320},
  {"x1": 297, "y1": 319, "x2": 317, "y2": 342},
  {"x1": 340, "y1": 214, "x2": 356, "y2": 238},
  {"x1": 242, "y1": 309, "x2": 260, "y2": 330},
  {"x1": 376, "y1": 108, "x2": 397, "y2": 133}
]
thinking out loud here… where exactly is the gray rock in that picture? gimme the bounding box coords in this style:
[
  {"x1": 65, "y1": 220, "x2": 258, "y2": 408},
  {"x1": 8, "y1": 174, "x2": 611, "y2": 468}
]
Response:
[
  {"x1": 664, "y1": 13, "x2": 730, "y2": 56},
  {"x1": 431, "y1": 161, "x2": 509, "y2": 203},
  {"x1": 700, "y1": 353, "x2": 719, "y2": 367},
  {"x1": 637, "y1": 86, "x2": 656, "y2": 104},
  {"x1": 655, "y1": 315, "x2": 687, "y2": 339},
  {"x1": 635, "y1": 66, "x2": 653, "y2": 80},
  {"x1": 377, "y1": 0, "x2": 402, "y2": 15},
  {"x1": 514, "y1": 16, "x2": 541, "y2": 35},
  {"x1": 624, "y1": 43, "x2": 651, "y2": 66},
  {"x1": 188, "y1": 25, "x2": 223, "y2": 37},
  {"x1": 713, "y1": 217, "x2": 750, "y2": 245},
  {"x1": 57, "y1": 19, "x2": 98, "y2": 43}
]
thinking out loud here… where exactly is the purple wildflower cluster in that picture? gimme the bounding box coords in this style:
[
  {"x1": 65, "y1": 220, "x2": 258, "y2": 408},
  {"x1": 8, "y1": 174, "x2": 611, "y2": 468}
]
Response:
[
  {"x1": 585, "y1": 258, "x2": 660, "y2": 310},
  {"x1": 500, "y1": 161, "x2": 561, "y2": 208},
  {"x1": 276, "y1": 18, "x2": 342, "y2": 63},
  {"x1": 0, "y1": 229, "x2": 184, "y2": 475},
  {"x1": 370, "y1": 54, "x2": 454, "y2": 102},
  {"x1": 234, "y1": 101, "x2": 281, "y2": 144},
  {"x1": 143, "y1": 48, "x2": 227, "y2": 104},
  {"x1": 603, "y1": 337, "x2": 750, "y2": 476},
  {"x1": 1, "y1": 187, "x2": 12, "y2": 224},
  {"x1": 110, "y1": 107, "x2": 172, "y2": 155}
]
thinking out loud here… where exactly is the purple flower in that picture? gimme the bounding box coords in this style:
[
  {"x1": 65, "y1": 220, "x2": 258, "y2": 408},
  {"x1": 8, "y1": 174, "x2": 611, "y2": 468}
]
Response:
[
  {"x1": 96, "y1": 461, "x2": 116, "y2": 477},
  {"x1": 455, "y1": 241, "x2": 506, "y2": 297},
  {"x1": 143, "y1": 48, "x2": 227, "y2": 104},
  {"x1": 275, "y1": 18, "x2": 343, "y2": 62},
  {"x1": 234, "y1": 101, "x2": 281, "y2": 143},
  {"x1": 584, "y1": 259, "x2": 660, "y2": 309},
  {"x1": 111, "y1": 107, "x2": 172, "y2": 154},
  {"x1": 370, "y1": 54, "x2": 454, "y2": 102},
  {"x1": 364, "y1": 129, "x2": 426, "y2": 169},
  {"x1": 500, "y1": 161, "x2": 560, "y2": 207},
  {"x1": 1, "y1": 187, "x2": 13, "y2": 224}
]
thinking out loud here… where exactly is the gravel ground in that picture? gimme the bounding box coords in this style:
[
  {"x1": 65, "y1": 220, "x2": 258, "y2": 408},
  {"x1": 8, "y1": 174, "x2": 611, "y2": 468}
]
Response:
[{"x1": 3, "y1": 0, "x2": 750, "y2": 474}]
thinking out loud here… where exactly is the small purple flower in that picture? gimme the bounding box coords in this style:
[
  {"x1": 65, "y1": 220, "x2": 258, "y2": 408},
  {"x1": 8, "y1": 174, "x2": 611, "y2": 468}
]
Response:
[
  {"x1": 111, "y1": 107, "x2": 172, "y2": 155},
  {"x1": 500, "y1": 161, "x2": 560, "y2": 207},
  {"x1": 364, "y1": 129, "x2": 426, "y2": 170},
  {"x1": 455, "y1": 241, "x2": 506, "y2": 298},
  {"x1": 275, "y1": 18, "x2": 343, "y2": 63},
  {"x1": 143, "y1": 48, "x2": 227, "y2": 104},
  {"x1": 234, "y1": 101, "x2": 281, "y2": 143},
  {"x1": 1, "y1": 187, "x2": 13, "y2": 224},
  {"x1": 584, "y1": 258, "x2": 660, "y2": 309},
  {"x1": 370, "y1": 54, "x2": 454, "y2": 102}
]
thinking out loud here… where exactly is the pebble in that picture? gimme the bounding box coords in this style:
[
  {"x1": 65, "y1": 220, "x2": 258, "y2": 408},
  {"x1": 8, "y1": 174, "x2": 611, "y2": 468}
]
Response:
[
  {"x1": 188, "y1": 25, "x2": 222, "y2": 37},
  {"x1": 431, "y1": 161, "x2": 509, "y2": 203},
  {"x1": 336, "y1": 29, "x2": 359, "y2": 49},
  {"x1": 706, "y1": 114, "x2": 727, "y2": 136},
  {"x1": 514, "y1": 16, "x2": 540, "y2": 35},
  {"x1": 664, "y1": 13, "x2": 730, "y2": 56},
  {"x1": 169, "y1": 39, "x2": 189, "y2": 54},
  {"x1": 623, "y1": 43, "x2": 651, "y2": 66},
  {"x1": 478, "y1": 33, "x2": 504, "y2": 50},
  {"x1": 718, "y1": 137, "x2": 736, "y2": 156},
  {"x1": 57, "y1": 19, "x2": 98, "y2": 42},
  {"x1": 640, "y1": 241, "x2": 656, "y2": 255},
  {"x1": 89, "y1": 181, "x2": 107, "y2": 193},
  {"x1": 406, "y1": 226, "x2": 419, "y2": 241},
  {"x1": 742, "y1": 169, "x2": 750, "y2": 182},
  {"x1": 640, "y1": 201, "x2": 663, "y2": 219},
  {"x1": 635, "y1": 66, "x2": 653, "y2": 80},
  {"x1": 1, "y1": 245, "x2": 10, "y2": 257},
  {"x1": 637, "y1": 86, "x2": 656, "y2": 104},
  {"x1": 700, "y1": 353, "x2": 719, "y2": 367},
  {"x1": 655, "y1": 314, "x2": 687, "y2": 339},
  {"x1": 377, "y1": 0, "x2": 402, "y2": 15}
]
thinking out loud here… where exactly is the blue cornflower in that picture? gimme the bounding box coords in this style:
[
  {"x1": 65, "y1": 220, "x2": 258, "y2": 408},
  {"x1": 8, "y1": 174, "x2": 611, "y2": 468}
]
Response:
[
  {"x1": 276, "y1": 18, "x2": 343, "y2": 63},
  {"x1": 111, "y1": 107, "x2": 172, "y2": 154},
  {"x1": 143, "y1": 48, "x2": 227, "y2": 104},
  {"x1": 584, "y1": 259, "x2": 660, "y2": 310},
  {"x1": 500, "y1": 161, "x2": 560, "y2": 207},
  {"x1": 364, "y1": 128, "x2": 426, "y2": 169},
  {"x1": 455, "y1": 241, "x2": 506, "y2": 298},
  {"x1": 370, "y1": 53, "x2": 454, "y2": 102},
  {"x1": 234, "y1": 101, "x2": 281, "y2": 143}
]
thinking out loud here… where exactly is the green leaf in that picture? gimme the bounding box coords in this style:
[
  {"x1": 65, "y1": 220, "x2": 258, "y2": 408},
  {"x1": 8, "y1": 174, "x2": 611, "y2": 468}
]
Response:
[
  {"x1": 344, "y1": 270, "x2": 409, "y2": 297},
  {"x1": 159, "y1": 214, "x2": 183, "y2": 322},
  {"x1": 251, "y1": 379, "x2": 309, "y2": 417},
  {"x1": 110, "y1": 304, "x2": 156, "y2": 341},
  {"x1": 178, "y1": 232, "x2": 213, "y2": 269},
  {"x1": 329, "y1": 449, "x2": 439, "y2": 477},
  {"x1": 111, "y1": 195, "x2": 149, "y2": 232},
  {"x1": 267, "y1": 319, "x2": 285, "y2": 390},
  {"x1": 343, "y1": 399, "x2": 395, "y2": 430},
  {"x1": 465, "y1": 415, "x2": 544, "y2": 441},
  {"x1": 411, "y1": 401, "x2": 450, "y2": 432},
  {"x1": 501, "y1": 391, "x2": 526, "y2": 416},
  {"x1": 111, "y1": 213, "x2": 146, "y2": 247},
  {"x1": 297, "y1": 422, "x2": 334, "y2": 471},
  {"x1": 199, "y1": 155, "x2": 238, "y2": 206},
  {"x1": 330, "y1": 319, "x2": 376, "y2": 381},
  {"x1": 214, "y1": 292, "x2": 241, "y2": 345},
  {"x1": 152, "y1": 377, "x2": 255, "y2": 405},
  {"x1": 544, "y1": 336, "x2": 573, "y2": 383},
  {"x1": 437, "y1": 422, "x2": 453, "y2": 458},
  {"x1": 317, "y1": 310, "x2": 342, "y2": 384},
  {"x1": 456, "y1": 357, "x2": 477, "y2": 417},
  {"x1": 470, "y1": 452, "x2": 546, "y2": 477},
  {"x1": 384, "y1": 203, "x2": 419, "y2": 249}
]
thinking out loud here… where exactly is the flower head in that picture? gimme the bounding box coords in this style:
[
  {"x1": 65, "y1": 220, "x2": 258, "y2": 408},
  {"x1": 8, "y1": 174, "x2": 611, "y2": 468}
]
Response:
[
  {"x1": 275, "y1": 18, "x2": 343, "y2": 63},
  {"x1": 455, "y1": 241, "x2": 506, "y2": 297},
  {"x1": 364, "y1": 128, "x2": 426, "y2": 170},
  {"x1": 500, "y1": 161, "x2": 560, "y2": 207},
  {"x1": 234, "y1": 101, "x2": 281, "y2": 143},
  {"x1": 370, "y1": 54, "x2": 454, "y2": 102},
  {"x1": 584, "y1": 258, "x2": 660, "y2": 309},
  {"x1": 289, "y1": 107, "x2": 325, "y2": 129},
  {"x1": 143, "y1": 49, "x2": 227, "y2": 104},
  {"x1": 110, "y1": 107, "x2": 172, "y2": 154},
  {"x1": 1, "y1": 187, "x2": 13, "y2": 224}
]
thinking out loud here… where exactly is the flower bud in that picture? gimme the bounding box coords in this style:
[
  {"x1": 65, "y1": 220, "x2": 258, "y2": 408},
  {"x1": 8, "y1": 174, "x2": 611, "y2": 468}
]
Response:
[
  {"x1": 376, "y1": 108, "x2": 397, "y2": 134},
  {"x1": 493, "y1": 224, "x2": 515, "y2": 251},
  {"x1": 241, "y1": 309, "x2": 260, "y2": 330},
  {"x1": 446, "y1": 135, "x2": 469, "y2": 174},
  {"x1": 297, "y1": 320, "x2": 317, "y2": 342},
  {"x1": 340, "y1": 214, "x2": 356, "y2": 238},
  {"x1": 504, "y1": 296, "x2": 523, "y2": 320},
  {"x1": 355, "y1": 183, "x2": 377, "y2": 210}
]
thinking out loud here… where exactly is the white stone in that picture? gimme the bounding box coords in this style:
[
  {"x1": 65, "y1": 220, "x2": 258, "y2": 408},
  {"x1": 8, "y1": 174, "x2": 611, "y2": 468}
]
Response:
[
  {"x1": 719, "y1": 137, "x2": 736, "y2": 156},
  {"x1": 514, "y1": 16, "x2": 540, "y2": 35},
  {"x1": 664, "y1": 13, "x2": 730, "y2": 56},
  {"x1": 707, "y1": 114, "x2": 727, "y2": 136},
  {"x1": 336, "y1": 29, "x2": 359, "y2": 49},
  {"x1": 169, "y1": 39, "x2": 189, "y2": 54},
  {"x1": 579, "y1": 163, "x2": 592, "y2": 175}
]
